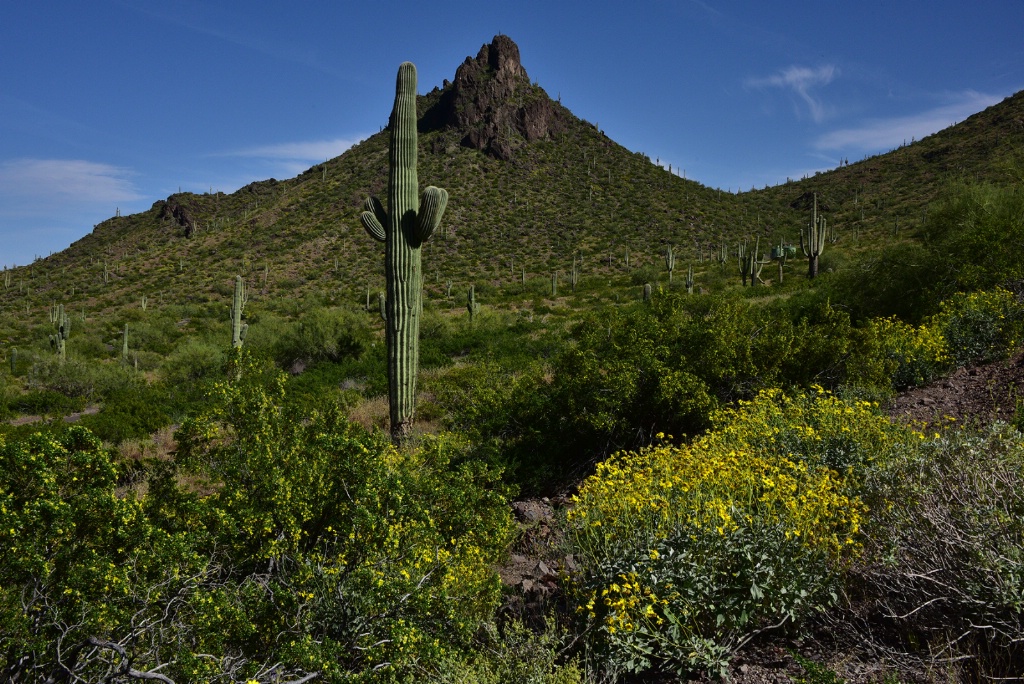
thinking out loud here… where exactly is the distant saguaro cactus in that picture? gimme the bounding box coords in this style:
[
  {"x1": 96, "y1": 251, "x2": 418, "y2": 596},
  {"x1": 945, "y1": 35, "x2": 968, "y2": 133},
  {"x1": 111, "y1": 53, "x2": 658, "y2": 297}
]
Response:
[
  {"x1": 122, "y1": 324, "x2": 129, "y2": 362},
  {"x1": 665, "y1": 246, "x2": 676, "y2": 283},
  {"x1": 360, "y1": 62, "x2": 449, "y2": 443},
  {"x1": 801, "y1": 193, "x2": 827, "y2": 278},
  {"x1": 467, "y1": 285, "x2": 479, "y2": 322},
  {"x1": 49, "y1": 304, "x2": 70, "y2": 362},
  {"x1": 230, "y1": 275, "x2": 248, "y2": 348}
]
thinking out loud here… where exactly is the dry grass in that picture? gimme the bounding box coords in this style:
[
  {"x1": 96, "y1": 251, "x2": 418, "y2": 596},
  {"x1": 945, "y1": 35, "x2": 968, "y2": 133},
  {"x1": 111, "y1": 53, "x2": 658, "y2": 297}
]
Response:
[{"x1": 348, "y1": 394, "x2": 390, "y2": 432}]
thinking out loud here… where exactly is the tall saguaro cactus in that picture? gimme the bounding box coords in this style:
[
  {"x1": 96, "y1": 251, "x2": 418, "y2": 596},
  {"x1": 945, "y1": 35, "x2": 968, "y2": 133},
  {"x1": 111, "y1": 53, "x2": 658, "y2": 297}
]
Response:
[
  {"x1": 801, "y1": 193, "x2": 827, "y2": 279},
  {"x1": 360, "y1": 62, "x2": 449, "y2": 443}
]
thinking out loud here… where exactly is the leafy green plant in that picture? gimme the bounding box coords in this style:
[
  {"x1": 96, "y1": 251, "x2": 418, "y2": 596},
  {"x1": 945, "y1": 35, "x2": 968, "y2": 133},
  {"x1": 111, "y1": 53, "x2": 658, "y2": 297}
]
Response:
[
  {"x1": 273, "y1": 306, "x2": 371, "y2": 367},
  {"x1": 791, "y1": 652, "x2": 846, "y2": 684}
]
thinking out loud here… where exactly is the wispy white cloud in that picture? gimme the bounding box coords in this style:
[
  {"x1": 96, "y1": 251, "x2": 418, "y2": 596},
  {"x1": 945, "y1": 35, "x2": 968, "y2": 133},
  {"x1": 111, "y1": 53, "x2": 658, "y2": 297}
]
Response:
[
  {"x1": 746, "y1": 65, "x2": 838, "y2": 123},
  {"x1": 815, "y1": 90, "x2": 1003, "y2": 152},
  {"x1": 0, "y1": 159, "x2": 142, "y2": 204},
  {"x1": 0, "y1": 159, "x2": 144, "y2": 266},
  {"x1": 225, "y1": 138, "x2": 363, "y2": 162}
]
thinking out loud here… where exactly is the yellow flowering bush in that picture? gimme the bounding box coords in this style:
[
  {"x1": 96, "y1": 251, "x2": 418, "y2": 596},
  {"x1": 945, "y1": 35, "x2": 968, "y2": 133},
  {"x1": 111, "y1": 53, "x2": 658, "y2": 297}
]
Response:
[
  {"x1": 566, "y1": 388, "x2": 914, "y2": 677},
  {"x1": 928, "y1": 287, "x2": 1024, "y2": 367},
  {"x1": 846, "y1": 316, "x2": 952, "y2": 391}
]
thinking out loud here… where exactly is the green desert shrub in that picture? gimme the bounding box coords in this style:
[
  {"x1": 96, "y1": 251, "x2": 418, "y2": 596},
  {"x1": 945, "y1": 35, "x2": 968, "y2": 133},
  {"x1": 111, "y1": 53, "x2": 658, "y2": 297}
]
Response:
[
  {"x1": 77, "y1": 382, "x2": 173, "y2": 444},
  {"x1": 273, "y1": 306, "x2": 371, "y2": 367},
  {"x1": 160, "y1": 338, "x2": 226, "y2": 386},
  {"x1": 1, "y1": 352, "x2": 515, "y2": 683},
  {"x1": 853, "y1": 422, "x2": 1024, "y2": 674},
  {"x1": 826, "y1": 242, "x2": 937, "y2": 323},
  {"x1": 924, "y1": 178, "x2": 1024, "y2": 298},
  {"x1": 435, "y1": 620, "x2": 582, "y2": 684}
]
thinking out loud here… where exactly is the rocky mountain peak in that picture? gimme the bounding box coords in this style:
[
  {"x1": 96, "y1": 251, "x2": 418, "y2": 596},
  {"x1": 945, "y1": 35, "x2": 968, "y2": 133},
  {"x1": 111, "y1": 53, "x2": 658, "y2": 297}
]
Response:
[{"x1": 423, "y1": 35, "x2": 567, "y2": 160}]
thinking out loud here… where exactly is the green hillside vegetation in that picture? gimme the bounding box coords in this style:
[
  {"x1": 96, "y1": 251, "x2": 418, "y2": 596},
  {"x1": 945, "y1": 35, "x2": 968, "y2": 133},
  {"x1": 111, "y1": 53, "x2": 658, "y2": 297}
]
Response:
[{"x1": 2, "y1": 36, "x2": 1024, "y2": 682}]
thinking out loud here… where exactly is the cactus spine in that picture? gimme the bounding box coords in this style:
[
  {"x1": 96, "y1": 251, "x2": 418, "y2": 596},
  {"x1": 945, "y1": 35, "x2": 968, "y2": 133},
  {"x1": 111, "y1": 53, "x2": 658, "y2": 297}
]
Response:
[
  {"x1": 359, "y1": 62, "x2": 448, "y2": 442},
  {"x1": 800, "y1": 193, "x2": 827, "y2": 278},
  {"x1": 230, "y1": 275, "x2": 248, "y2": 348}
]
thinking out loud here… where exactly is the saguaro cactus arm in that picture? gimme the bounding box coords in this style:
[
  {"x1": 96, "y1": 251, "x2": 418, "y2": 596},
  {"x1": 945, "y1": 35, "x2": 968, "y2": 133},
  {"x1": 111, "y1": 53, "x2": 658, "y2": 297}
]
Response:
[
  {"x1": 361, "y1": 197, "x2": 388, "y2": 242},
  {"x1": 415, "y1": 186, "x2": 449, "y2": 243}
]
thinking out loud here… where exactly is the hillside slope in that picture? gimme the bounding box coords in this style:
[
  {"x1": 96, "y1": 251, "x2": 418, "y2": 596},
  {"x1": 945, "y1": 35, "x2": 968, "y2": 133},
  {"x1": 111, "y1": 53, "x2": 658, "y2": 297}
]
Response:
[{"x1": 1, "y1": 35, "x2": 1022, "y2": 336}]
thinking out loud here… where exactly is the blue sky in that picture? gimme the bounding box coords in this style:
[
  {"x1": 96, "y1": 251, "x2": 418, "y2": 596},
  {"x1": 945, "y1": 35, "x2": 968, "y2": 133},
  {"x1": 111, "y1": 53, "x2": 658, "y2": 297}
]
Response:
[{"x1": 2, "y1": 0, "x2": 1022, "y2": 267}]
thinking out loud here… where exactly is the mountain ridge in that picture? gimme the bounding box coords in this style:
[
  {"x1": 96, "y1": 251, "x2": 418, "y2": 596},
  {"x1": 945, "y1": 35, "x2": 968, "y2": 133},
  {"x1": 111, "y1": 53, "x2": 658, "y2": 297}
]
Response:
[{"x1": 1, "y1": 35, "x2": 1022, "y2": 327}]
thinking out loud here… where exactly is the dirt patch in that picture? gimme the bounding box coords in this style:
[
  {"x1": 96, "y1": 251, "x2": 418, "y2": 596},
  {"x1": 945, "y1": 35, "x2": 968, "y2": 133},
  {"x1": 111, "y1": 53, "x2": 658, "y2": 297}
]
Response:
[
  {"x1": 7, "y1": 404, "x2": 100, "y2": 426},
  {"x1": 886, "y1": 349, "x2": 1024, "y2": 428}
]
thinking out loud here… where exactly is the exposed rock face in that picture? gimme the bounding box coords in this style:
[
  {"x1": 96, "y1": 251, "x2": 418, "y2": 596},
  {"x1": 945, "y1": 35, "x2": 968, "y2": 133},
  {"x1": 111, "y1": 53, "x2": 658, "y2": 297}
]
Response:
[
  {"x1": 159, "y1": 197, "x2": 198, "y2": 237},
  {"x1": 423, "y1": 35, "x2": 567, "y2": 160}
]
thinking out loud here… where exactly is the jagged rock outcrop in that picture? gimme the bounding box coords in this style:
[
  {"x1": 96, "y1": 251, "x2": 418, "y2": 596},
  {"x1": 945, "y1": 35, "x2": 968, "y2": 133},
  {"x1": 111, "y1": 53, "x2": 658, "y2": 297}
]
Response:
[
  {"x1": 423, "y1": 35, "x2": 568, "y2": 160},
  {"x1": 159, "y1": 197, "x2": 198, "y2": 238}
]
